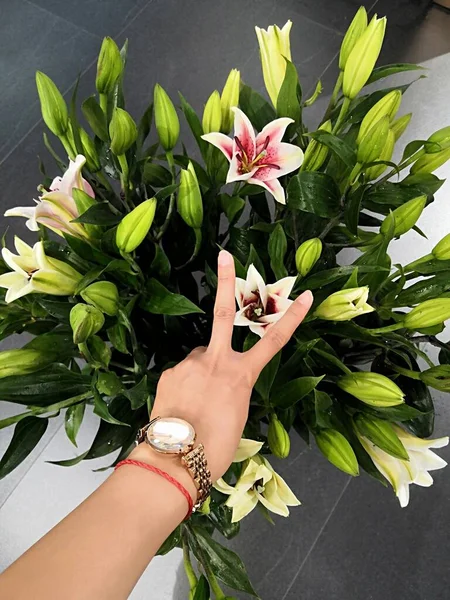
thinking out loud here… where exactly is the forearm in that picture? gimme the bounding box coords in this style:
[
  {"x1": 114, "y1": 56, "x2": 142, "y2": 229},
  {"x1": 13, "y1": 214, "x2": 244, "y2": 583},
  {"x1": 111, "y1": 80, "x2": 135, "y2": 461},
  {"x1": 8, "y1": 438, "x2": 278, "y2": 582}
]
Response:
[{"x1": 0, "y1": 448, "x2": 196, "y2": 600}]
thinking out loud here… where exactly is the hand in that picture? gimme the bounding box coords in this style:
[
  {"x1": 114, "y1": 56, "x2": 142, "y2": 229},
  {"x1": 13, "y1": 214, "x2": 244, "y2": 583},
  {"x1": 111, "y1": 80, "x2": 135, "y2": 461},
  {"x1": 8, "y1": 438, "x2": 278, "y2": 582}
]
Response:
[{"x1": 131, "y1": 250, "x2": 313, "y2": 485}]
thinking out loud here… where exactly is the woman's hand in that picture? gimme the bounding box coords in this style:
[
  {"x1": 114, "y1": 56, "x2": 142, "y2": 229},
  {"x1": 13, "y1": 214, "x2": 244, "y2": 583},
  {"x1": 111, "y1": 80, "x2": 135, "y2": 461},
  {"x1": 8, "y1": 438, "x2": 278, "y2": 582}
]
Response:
[{"x1": 132, "y1": 250, "x2": 313, "y2": 482}]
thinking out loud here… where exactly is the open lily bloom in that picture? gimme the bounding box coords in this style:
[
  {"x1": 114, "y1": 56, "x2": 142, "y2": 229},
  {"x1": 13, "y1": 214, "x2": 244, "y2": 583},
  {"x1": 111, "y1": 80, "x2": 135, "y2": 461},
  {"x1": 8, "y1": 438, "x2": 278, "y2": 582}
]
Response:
[
  {"x1": 202, "y1": 107, "x2": 303, "y2": 204},
  {"x1": 0, "y1": 237, "x2": 82, "y2": 303},
  {"x1": 5, "y1": 155, "x2": 93, "y2": 238},
  {"x1": 360, "y1": 425, "x2": 448, "y2": 507},
  {"x1": 234, "y1": 263, "x2": 296, "y2": 337}
]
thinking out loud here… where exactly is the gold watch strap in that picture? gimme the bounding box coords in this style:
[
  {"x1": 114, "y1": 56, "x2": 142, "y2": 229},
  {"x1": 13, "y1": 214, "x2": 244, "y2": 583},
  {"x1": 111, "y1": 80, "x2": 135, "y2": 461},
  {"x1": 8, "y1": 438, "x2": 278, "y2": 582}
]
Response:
[{"x1": 182, "y1": 443, "x2": 212, "y2": 510}]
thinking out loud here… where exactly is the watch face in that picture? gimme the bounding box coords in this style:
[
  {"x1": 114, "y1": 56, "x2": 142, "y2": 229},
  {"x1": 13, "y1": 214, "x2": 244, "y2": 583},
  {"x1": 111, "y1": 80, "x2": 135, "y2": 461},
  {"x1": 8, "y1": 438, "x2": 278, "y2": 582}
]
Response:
[{"x1": 146, "y1": 417, "x2": 195, "y2": 453}]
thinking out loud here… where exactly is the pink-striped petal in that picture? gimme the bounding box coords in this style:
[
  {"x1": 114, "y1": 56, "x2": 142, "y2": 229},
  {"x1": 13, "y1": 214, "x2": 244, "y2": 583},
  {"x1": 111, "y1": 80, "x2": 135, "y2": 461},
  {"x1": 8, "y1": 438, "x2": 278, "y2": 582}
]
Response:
[
  {"x1": 254, "y1": 142, "x2": 303, "y2": 181},
  {"x1": 264, "y1": 296, "x2": 293, "y2": 319},
  {"x1": 226, "y1": 153, "x2": 257, "y2": 184},
  {"x1": 235, "y1": 277, "x2": 247, "y2": 309},
  {"x1": 201, "y1": 132, "x2": 234, "y2": 161},
  {"x1": 259, "y1": 311, "x2": 285, "y2": 324},
  {"x1": 248, "y1": 177, "x2": 286, "y2": 205},
  {"x1": 255, "y1": 117, "x2": 294, "y2": 149},
  {"x1": 231, "y1": 107, "x2": 256, "y2": 161},
  {"x1": 41, "y1": 191, "x2": 78, "y2": 217},
  {"x1": 266, "y1": 276, "x2": 297, "y2": 300}
]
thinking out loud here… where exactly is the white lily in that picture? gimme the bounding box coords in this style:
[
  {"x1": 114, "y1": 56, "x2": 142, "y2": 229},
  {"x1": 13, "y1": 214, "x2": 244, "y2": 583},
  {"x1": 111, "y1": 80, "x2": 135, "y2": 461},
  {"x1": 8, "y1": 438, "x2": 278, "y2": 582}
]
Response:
[
  {"x1": 234, "y1": 263, "x2": 296, "y2": 338},
  {"x1": 360, "y1": 425, "x2": 448, "y2": 507},
  {"x1": 255, "y1": 21, "x2": 293, "y2": 107},
  {"x1": 0, "y1": 237, "x2": 83, "y2": 303},
  {"x1": 5, "y1": 155, "x2": 94, "y2": 238}
]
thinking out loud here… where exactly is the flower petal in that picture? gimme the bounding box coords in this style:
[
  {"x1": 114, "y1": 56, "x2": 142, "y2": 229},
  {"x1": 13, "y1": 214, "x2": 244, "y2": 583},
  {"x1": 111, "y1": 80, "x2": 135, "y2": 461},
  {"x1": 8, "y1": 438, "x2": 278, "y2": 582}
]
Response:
[
  {"x1": 231, "y1": 107, "x2": 256, "y2": 161},
  {"x1": 54, "y1": 155, "x2": 86, "y2": 196},
  {"x1": 249, "y1": 322, "x2": 267, "y2": 337},
  {"x1": 235, "y1": 277, "x2": 247, "y2": 309},
  {"x1": 226, "y1": 153, "x2": 257, "y2": 184},
  {"x1": 256, "y1": 117, "x2": 294, "y2": 148},
  {"x1": 272, "y1": 471, "x2": 301, "y2": 506},
  {"x1": 266, "y1": 276, "x2": 297, "y2": 300},
  {"x1": 396, "y1": 482, "x2": 410, "y2": 508},
  {"x1": 234, "y1": 306, "x2": 254, "y2": 326},
  {"x1": 213, "y1": 478, "x2": 235, "y2": 495},
  {"x1": 234, "y1": 438, "x2": 264, "y2": 462},
  {"x1": 244, "y1": 263, "x2": 267, "y2": 308},
  {"x1": 254, "y1": 142, "x2": 303, "y2": 181},
  {"x1": 1, "y1": 248, "x2": 27, "y2": 276},
  {"x1": 413, "y1": 470, "x2": 433, "y2": 487},
  {"x1": 5, "y1": 206, "x2": 40, "y2": 231},
  {"x1": 229, "y1": 491, "x2": 258, "y2": 522},
  {"x1": 201, "y1": 132, "x2": 234, "y2": 161},
  {"x1": 248, "y1": 177, "x2": 286, "y2": 205},
  {"x1": 41, "y1": 191, "x2": 78, "y2": 218}
]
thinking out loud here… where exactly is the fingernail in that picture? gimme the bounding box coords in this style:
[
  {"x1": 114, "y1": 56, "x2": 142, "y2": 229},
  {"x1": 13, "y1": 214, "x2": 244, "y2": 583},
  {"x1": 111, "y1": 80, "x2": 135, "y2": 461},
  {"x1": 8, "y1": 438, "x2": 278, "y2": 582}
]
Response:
[
  {"x1": 218, "y1": 249, "x2": 233, "y2": 266},
  {"x1": 296, "y1": 290, "x2": 313, "y2": 304}
]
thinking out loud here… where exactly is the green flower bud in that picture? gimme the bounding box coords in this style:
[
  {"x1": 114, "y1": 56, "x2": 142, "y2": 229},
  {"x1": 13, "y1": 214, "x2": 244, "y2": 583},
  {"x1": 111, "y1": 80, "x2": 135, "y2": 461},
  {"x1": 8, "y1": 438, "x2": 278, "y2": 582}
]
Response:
[
  {"x1": 80, "y1": 128, "x2": 101, "y2": 172},
  {"x1": 268, "y1": 414, "x2": 290, "y2": 459},
  {"x1": 428, "y1": 125, "x2": 450, "y2": 150},
  {"x1": 36, "y1": 71, "x2": 69, "y2": 136},
  {"x1": 391, "y1": 113, "x2": 412, "y2": 141},
  {"x1": 339, "y1": 6, "x2": 368, "y2": 70},
  {"x1": 338, "y1": 372, "x2": 405, "y2": 407},
  {"x1": 315, "y1": 429, "x2": 359, "y2": 476},
  {"x1": 202, "y1": 90, "x2": 222, "y2": 134},
  {"x1": 220, "y1": 69, "x2": 241, "y2": 134},
  {"x1": 154, "y1": 84, "x2": 180, "y2": 151},
  {"x1": 354, "y1": 414, "x2": 408, "y2": 459},
  {"x1": 295, "y1": 238, "x2": 322, "y2": 276},
  {"x1": 404, "y1": 298, "x2": 450, "y2": 330},
  {"x1": 357, "y1": 116, "x2": 390, "y2": 164},
  {"x1": 410, "y1": 147, "x2": 450, "y2": 176},
  {"x1": 302, "y1": 120, "x2": 332, "y2": 171},
  {"x1": 432, "y1": 233, "x2": 450, "y2": 260},
  {"x1": 365, "y1": 129, "x2": 395, "y2": 181},
  {"x1": 109, "y1": 108, "x2": 138, "y2": 156},
  {"x1": 342, "y1": 15, "x2": 386, "y2": 99},
  {"x1": 177, "y1": 161, "x2": 203, "y2": 229},
  {"x1": 0, "y1": 349, "x2": 52, "y2": 379},
  {"x1": 357, "y1": 91, "x2": 401, "y2": 144},
  {"x1": 315, "y1": 286, "x2": 374, "y2": 321},
  {"x1": 380, "y1": 195, "x2": 426, "y2": 237},
  {"x1": 70, "y1": 303, "x2": 105, "y2": 344},
  {"x1": 116, "y1": 198, "x2": 157, "y2": 253},
  {"x1": 95, "y1": 37, "x2": 123, "y2": 95},
  {"x1": 420, "y1": 365, "x2": 450, "y2": 392},
  {"x1": 81, "y1": 281, "x2": 119, "y2": 316}
]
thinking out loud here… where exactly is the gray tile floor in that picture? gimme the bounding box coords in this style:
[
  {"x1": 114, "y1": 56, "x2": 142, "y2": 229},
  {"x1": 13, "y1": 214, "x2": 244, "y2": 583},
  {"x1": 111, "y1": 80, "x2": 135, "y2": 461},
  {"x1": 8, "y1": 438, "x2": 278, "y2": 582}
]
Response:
[{"x1": 1, "y1": 1, "x2": 450, "y2": 598}]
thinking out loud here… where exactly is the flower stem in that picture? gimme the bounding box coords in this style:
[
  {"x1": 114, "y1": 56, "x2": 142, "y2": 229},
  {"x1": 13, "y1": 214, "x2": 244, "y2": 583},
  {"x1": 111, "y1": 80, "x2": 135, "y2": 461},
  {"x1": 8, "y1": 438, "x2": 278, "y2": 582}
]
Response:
[
  {"x1": 182, "y1": 535, "x2": 198, "y2": 591},
  {"x1": 60, "y1": 133, "x2": 76, "y2": 160},
  {"x1": 376, "y1": 149, "x2": 426, "y2": 184},
  {"x1": 391, "y1": 365, "x2": 422, "y2": 379},
  {"x1": 156, "y1": 150, "x2": 177, "y2": 241},
  {"x1": 322, "y1": 71, "x2": 343, "y2": 123},
  {"x1": 365, "y1": 322, "x2": 403, "y2": 335},
  {"x1": 99, "y1": 93, "x2": 108, "y2": 117},
  {"x1": 332, "y1": 96, "x2": 351, "y2": 134}
]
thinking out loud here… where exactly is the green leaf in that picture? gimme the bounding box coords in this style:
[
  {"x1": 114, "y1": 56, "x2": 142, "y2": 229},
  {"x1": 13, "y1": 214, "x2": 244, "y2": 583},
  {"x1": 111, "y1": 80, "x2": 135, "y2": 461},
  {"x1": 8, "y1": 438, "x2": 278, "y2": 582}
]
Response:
[
  {"x1": 156, "y1": 526, "x2": 181, "y2": 556},
  {"x1": 221, "y1": 194, "x2": 245, "y2": 224},
  {"x1": 64, "y1": 402, "x2": 86, "y2": 447},
  {"x1": 189, "y1": 526, "x2": 258, "y2": 597},
  {"x1": 245, "y1": 244, "x2": 265, "y2": 280},
  {"x1": 37, "y1": 298, "x2": 72, "y2": 321},
  {"x1": 97, "y1": 372, "x2": 124, "y2": 396},
  {"x1": 268, "y1": 223, "x2": 288, "y2": 279},
  {"x1": 408, "y1": 258, "x2": 450, "y2": 275},
  {"x1": 179, "y1": 93, "x2": 208, "y2": 160},
  {"x1": 347, "y1": 83, "x2": 416, "y2": 124},
  {"x1": 74, "y1": 265, "x2": 106, "y2": 294},
  {"x1": 398, "y1": 375, "x2": 434, "y2": 438},
  {"x1": 63, "y1": 234, "x2": 112, "y2": 266},
  {"x1": 143, "y1": 162, "x2": 172, "y2": 187},
  {"x1": 151, "y1": 244, "x2": 171, "y2": 281},
  {"x1": 193, "y1": 576, "x2": 210, "y2": 600},
  {"x1": 307, "y1": 130, "x2": 356, "y2": 168},
  {"x1": 140, "y1": 279, "x2": 203, "y2": 315},
  {"x1": 155, "y1": 183, "x2": 179, "y2": 202},
  {"x1": 82, "y1": 96, "x2": 109, "y2": 141},
  {"x1": 239, "y1": 84, "x2": 276, "y2": 131},
  {"x1": 93, "y1": 388, "x2": 130, "y2": 427},
  {"x1": 298, "y1": 265, "x2": 387, "y2": 291},
  {"x1": 343, "y1": 267, "x2": 359, "y2": 289},
  {"x1": 275, "y1": 339, "x2": 319, "y2": 387},
  {"x1": 366, "y1": 63, "x2": 425, "y2": 85},
  {"x1": 345, "y1": 186, "x2": 366, "y2": 236},
  {"x1": 73, "y1": 202, "x2": 121, "y2": 226},
  {"x1": 24, "y1": 329, "x2": 77, "y2": 362},
  {"x1": 273, "y1": 376, "x2": 324, "y2": 409},
  {"x1": 255, "y1": 351, "x2": 281, "y2": 402},
  {"x1": 363, "y1": 403, "x2": 428, "y2": 422},
  {"x1": 314, "y1": 390, "x2": 334, "y2": 428},
  {"x1": 136, "y1": 102, "x2": 153, "y2": 152},
  {"x1": 392, "y1": 272, "x2": 450, "y2": 307},
  {"x1": 47, "y1": 451, "x2": 89, "y2": 467},
  {"x1": 209, "y1": 504, "x2": 240, "y2": 540},
  {"x1": 107, "y1": 322, "x2": 129, "y2": 354},
  {"x1": 125, "y1": 375, "x2": 149, "y2": 409},
  {"x1": 0, "y1": 417, "x2": 48, "y2": 479},
  {"x1": 287, "y1": 172, "x2": 340, "y2": 218},
  {"x1": 276, "y1": 59, "x2": 301, "y2": 123}
]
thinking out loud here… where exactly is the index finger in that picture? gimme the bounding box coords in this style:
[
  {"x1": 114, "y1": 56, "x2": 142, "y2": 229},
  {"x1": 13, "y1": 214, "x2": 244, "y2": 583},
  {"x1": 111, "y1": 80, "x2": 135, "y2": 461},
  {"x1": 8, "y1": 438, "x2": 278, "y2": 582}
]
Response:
[
  {"x1": 245, "y1": 290, "x2": 313, "y2": 375},
  {"x1": 208, "y1": 250, "x2": 236, "y2": 353}
]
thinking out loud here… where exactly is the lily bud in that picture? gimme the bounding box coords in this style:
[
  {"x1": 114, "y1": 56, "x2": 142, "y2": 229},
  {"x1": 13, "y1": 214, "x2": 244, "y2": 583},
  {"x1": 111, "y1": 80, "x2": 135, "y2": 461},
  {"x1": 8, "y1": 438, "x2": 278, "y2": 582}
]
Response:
[
  {"x1": 428, "y1": 126, "x2": 450, "y2": 150},
  {"x1": 420, "y1": 365, "x2": 450, "y2": 392},
  {"x1": 36, "y1": 71, "x2": 69, "y2": 136},
  {"x1": 302, "y1": 120, "x2": 332, "y2": 171},
  {"x1": 255, "y1": 21, "x2": 292, "y2": 107},
  {"x1": 109, "y1": 108, "x2": 137, "y2": 156},
  {"x1": 116, "y1": 198, "x2": 157, "y2": 253},
  {"x1": 391, "y1": 113, "x2": 412, "y2": 141},
  {"x1": 339, "y1": 6, "x2": 368, "y2": 70},
  {"x1": 80, "y1": 129, "x2": 101, "y2": 172},
  {"x1": 202, "y1": 90, "x2": 222, "y2": 134},
  {"x1": 268, "y1": 414, "x2": 290, "y2": 459},
  {"x1": 315, "y1": 286, "x2": 374, "y2": 322},
  {"x1": 356, "y1": 91, "x2": 401, "y2": 144},
  {"x1": 357, "y1": 116, "x2": 390, "y2": 164},
  {"x1": 0, "y1": 349, "x2": 52, "y2": 379},
  {"x1": 295, "y1": 238, "x2": 322, "y2": 276},
  {"x1": 338, "y1": 372, "x2": 405, "y2": 407},
  {"x1": 81, "y1": 281, "x2": 119, "y2": 316},
  {"x1": 404, "y1": 298, "x2": 450, "y2": 330},
  {"x1": 95, "y1": 37, "x2": 123, "y2": 95},
  {"x1": 410, "y1": 147, "x2": 450, "y2": 175},
  {"x1": 380, "y1": 195, "x2": 426, "y2": 237},
  {"x1": 354, "y1": 414, "x2": 408, "y2": 459},
  {"x1": 198, "y1": 496, "x2": 211, "y2": 515},
  {"x1": 342, "y1": 15, "x2": 387, "y2": 99},
  {"x1": 220, "y1": 69, "x2": 241, "y2": 134},
  {"x1": 365, "y1": 129, "x2": 395, "y2": 181},
  {"x1": 178, "y1": 162, "x2": 203, "y2": 229},
  {"x1": 432, "y1": 233, "x2": 450, "y2": 260},
  {"x1": 70, "y1": 303, "x2": 105, "y2": 344},
  {"x1": 154, "y1": 84, "x2": 180, "y2": 151},
  {"x1": 315, "y1": 429, "x2": 359, "y2": 476}
]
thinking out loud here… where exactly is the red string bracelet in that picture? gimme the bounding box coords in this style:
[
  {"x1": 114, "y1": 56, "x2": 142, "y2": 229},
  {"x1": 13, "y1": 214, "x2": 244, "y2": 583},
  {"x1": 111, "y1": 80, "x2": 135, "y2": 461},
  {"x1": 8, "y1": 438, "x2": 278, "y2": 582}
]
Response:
[{"x1": 115, "y1": 459, "x2": 194, "y2": 519}]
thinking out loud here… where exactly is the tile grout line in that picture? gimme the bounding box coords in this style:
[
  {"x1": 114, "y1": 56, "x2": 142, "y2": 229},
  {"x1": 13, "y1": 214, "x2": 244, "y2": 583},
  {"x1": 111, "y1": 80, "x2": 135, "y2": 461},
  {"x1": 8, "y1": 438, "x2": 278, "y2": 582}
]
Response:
[
  {"x1": 24, "y1": 0, "x2": 103, "y2": 40},
  {"x1": 280, "y1": 477, "x2": 352, "y2": 600},
  {"x1": 0, "y1": 0, "x2": 155, "y2": 170}
]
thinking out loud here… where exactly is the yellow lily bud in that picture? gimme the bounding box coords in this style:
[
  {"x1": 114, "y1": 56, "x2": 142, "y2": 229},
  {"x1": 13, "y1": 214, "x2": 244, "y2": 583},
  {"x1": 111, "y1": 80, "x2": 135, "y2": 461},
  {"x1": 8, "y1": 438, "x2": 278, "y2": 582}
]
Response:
[
  {"x1": 380, "y1": 195, "x2": 426, "y2": 237},
  {"x1": 357, "y1": 115, "x2": 390, "y2": 164},
  {"x1": 81, "y1": 281, "x2": 119, "y2": 316},
  {"x1": 95, "y1": 37, "x2": 123, "y2": 95},
  {"x1": 295, "y1": 238, "x2": 322, "y2": 276},
  {"x1": 268, "y1": 414, "x2": 290, "y2": 458},
  {"x1": 202, "y1": 90, "x2": 222, "y2": 134},
  {"x1": 70, "y1": 303, "x2": 105, "y2": 344},
  {"x1": 220, "y1": 69, "x2": 241, "y2": 134},
  {"x1": 357, "y1": 90, "x2": 401, "y2": 144},
  {"x1": 302, "y1": 120, "x2": 332, "y2": 171},
  {"x1": 177, "y1": 162, "x2": 203, "y2": 229},
  {"x1": 338, "y1": 372, "x2": 404, "y2": 407},
  {"x1": 365, "y1": 129, "x2": 395, "y2": 181},
  {"x1": 342, "y1": 15, "x2": 387, "y2": 99},
  {"x1": 109, "y1": 108, "x2": 137, "y2": 156},
  {"x1": 36, "y1": 71, "x2": 69, "y2": 136},
  {"x1": 116, "y1": 198, "x2": 157, "y2": 253},
  {"x1": 432, "y1": 233, "x2": 450, "y2": 260},
  {"x1": 391, "y1": 113, "x2": 412, "y2": 141},
  {"x1": 404, "y1": 298, "x2": 450, "y2": 330},
  {"x1": 255, "y1": 21, "x2": 292, "y2": 107},
  {"x1": 339, "y1": 6, "x2": 368, "y2": 70},
  {"x1": 315, "y1": 287, "x2": 374, "y2": 321},
  {"x1": 0, "y1": 349, "x2": 53, "y2": 379},
  {"x1": 315, "y1": 429, "x2": 359, "y2": 476},
  {"x1": 410, "y1": 147, "x2": 450, "y2": 176},
  {"x1": 354, "y1": 414, "x2": 408, "y2": 459},
  {"x1": 428, "y1": 125, "x2": 450, "y2": 150},
  {"x1": 154, "y1": 84, "x2": 180, "y2": 151}
]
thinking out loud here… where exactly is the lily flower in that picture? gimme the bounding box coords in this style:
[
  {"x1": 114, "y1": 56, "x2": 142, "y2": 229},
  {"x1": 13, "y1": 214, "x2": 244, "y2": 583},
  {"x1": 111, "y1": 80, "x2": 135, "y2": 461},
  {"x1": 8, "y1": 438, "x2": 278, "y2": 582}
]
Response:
[
  {"x1": 359, "y1": 425, "x2": 448, "y2": 507},
  {"x1": 5, "y1": 155, "x2": 94, "y2": 238},
  {"x1": 314, "y1": 286, "x2": 375, "y2": 321},
  {"x1": 202, "y1": 107, "x2": 303, "y2": 205},
  {"x1": 234, "y1": 264, "x2": 296, "y2": 337},
  {"x1": 214, "y1": 439, "x2": 300, "y2": 522},
  {"x1": 255, "y1": 20, "x2": 293, "y2": 107},
  {"x1": 0, "y1": 237, "x2": 83, "y2": 303}
]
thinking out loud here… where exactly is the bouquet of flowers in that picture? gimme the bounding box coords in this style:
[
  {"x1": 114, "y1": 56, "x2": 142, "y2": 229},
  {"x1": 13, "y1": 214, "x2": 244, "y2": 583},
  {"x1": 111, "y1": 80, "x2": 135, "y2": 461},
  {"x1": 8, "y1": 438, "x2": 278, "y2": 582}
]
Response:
[{"x1": 1, "y1": 6, "x2": 449, "y2": 598}]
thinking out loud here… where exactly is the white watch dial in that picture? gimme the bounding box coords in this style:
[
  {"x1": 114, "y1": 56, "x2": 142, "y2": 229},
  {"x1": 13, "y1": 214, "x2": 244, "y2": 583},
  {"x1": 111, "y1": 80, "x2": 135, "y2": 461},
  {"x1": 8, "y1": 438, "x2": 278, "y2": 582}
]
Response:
[{"x1": 146, "y1": 417, "x2": 195, "y2": 453}]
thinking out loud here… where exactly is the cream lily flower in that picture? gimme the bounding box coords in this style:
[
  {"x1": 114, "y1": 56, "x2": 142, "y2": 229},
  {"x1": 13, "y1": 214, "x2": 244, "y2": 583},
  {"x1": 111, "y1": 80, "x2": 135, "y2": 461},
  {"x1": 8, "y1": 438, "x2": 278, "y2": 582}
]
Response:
[
  {"x1": 5, "y1": 155, "x2": 94, "y2": 238},
  {"x1": 234, "y1": 263, "x2": 296, "y2": 338},
  {"x1": 314, "y1": 286, "x2": 375, "y2": 322},
  {"x1": 215, "y1": 439, "x2": 300, "y2": 523},
  {"x1": 360, "y1": 425, "x2": 448, "y2": 507},
  {"x1": 0, "y1": 237, "x2": 83, "y2": 303},
  {"x1": 202, "y1": 107, "x2": 303, "y2": 205},
  {"x1": 255, "y1": 21, "x2": 293, "y2": 107}
]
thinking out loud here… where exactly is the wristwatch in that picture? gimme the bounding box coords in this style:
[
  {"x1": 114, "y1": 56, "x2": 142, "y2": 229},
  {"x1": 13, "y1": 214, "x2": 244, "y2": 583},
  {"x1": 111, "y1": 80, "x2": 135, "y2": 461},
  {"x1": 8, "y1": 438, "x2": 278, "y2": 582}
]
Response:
[{"x1": 136, "y1": 417, "x2": 212, "y2": 510}]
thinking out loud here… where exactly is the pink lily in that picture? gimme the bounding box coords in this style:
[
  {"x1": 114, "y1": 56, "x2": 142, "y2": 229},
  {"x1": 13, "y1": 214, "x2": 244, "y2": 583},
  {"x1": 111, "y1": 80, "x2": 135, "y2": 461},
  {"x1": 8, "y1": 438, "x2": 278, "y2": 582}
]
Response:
[
  {"x1": 5, "y1": 155, "x2": 94, "y2": 238},
  {"x1": 202, "y1": 107, "x2": 303, "y2": 204},
  {"x1": 235, "y1": 264, "x2": 296, "y2": 337}
]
